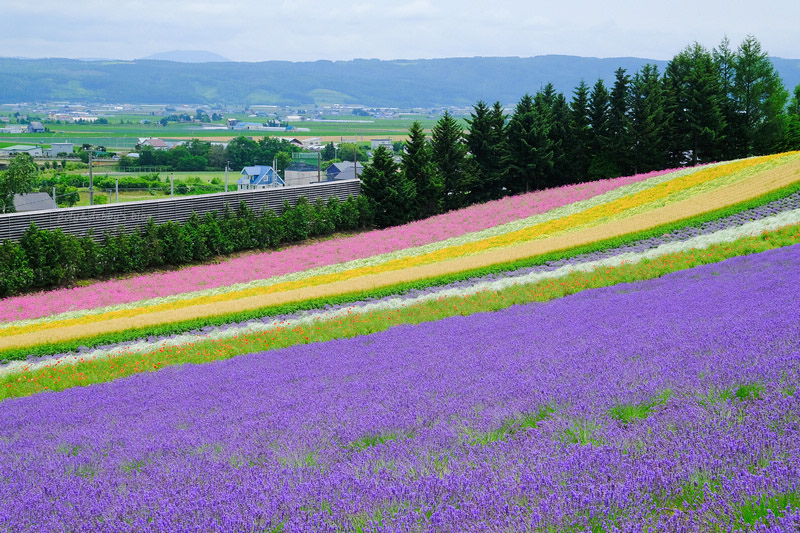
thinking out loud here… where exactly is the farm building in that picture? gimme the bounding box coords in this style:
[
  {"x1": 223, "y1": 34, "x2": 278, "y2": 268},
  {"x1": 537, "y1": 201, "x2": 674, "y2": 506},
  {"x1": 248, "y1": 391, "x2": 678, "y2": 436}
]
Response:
[
  {"x1": 326, "y1": 161, "x2": 363, "y2": 181},
  {"x1": 0, "y1": 145, "x2": 43, "y2": 157},
  {"x1": 12, "y1": 193, "x2": 57, "y2": 213}
]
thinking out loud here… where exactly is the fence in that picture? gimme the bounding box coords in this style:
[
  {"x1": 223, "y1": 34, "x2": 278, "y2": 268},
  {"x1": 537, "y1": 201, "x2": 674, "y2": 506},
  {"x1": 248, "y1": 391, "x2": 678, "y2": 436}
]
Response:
[{"x1": 0, "y1": 180, "x2": 360, "y2": 242}]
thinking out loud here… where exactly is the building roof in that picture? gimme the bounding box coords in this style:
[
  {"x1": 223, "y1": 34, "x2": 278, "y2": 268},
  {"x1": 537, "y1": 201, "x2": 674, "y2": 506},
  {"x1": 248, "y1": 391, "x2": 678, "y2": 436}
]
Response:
[
  {"x1": 237, "y1": 165, "x2": 285, "y2": 187},
  {"x1": 13, "y1": 193, "x2": 57, "y2": 212}
]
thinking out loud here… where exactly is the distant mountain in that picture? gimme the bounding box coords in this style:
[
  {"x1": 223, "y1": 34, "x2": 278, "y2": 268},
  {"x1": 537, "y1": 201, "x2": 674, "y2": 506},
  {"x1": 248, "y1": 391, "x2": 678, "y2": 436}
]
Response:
[
  {"x1": 139, "y1": 50, "x2": 232, "y2": 63},
  {"x1": 0, "y1": 55, "x2": 798, "y2": 108}
]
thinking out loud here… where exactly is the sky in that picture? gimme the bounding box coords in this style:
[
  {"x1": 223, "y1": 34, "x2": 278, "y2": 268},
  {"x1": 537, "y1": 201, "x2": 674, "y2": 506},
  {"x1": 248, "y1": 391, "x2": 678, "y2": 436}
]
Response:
[{"x1": 2, "y1": 0, "x2": 799, "y2": 62}]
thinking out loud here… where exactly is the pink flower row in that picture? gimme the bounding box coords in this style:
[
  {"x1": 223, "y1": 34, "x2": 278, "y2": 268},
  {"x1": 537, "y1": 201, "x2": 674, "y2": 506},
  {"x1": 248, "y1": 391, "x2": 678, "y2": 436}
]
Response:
[{"x1": 1, "y1": 169, "x2": 673, "y2": 322}]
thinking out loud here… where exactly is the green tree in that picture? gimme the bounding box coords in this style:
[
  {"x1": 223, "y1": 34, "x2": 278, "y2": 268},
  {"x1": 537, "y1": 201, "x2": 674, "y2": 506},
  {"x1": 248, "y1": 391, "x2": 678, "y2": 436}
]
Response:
[
  {"x1": 630, "y1": 64, "x2": 669, "y2": 173},
  {"x1": 1, "y1": 153, "x2": 39, "y2": 213},
  {"x1": 321, "y1": 142, "x2": 336, "y2": 161},
  {"x1": 402, "y1": 120, "x2": 441, "y2": 218},
  {"x1": 665, "y1": 42, "x2": 726, "y2": 165},
  {"x1": 786, "y1": 84, "x2": 800, "y2": 150},
  {"x1": 225, "y1": 136, "x2": 257, "y2": 169},
  {"x1": 535, "y1": 83, "x2": 572, "y2": 187},
  {"x1": 587, "y1": 79, "x2": 615, "y2": 179},
  {"x1": 731, "y1": 35, "x2": 788, "y2": 156},
  {"x1": 607, "y1": 68, "x2": 633, "y2": 176},
  {"x1": 504, "y1": 93, "x2": 553, "y2": 194},
  {"x1": 713, "y1": 36, "x2": 739, "y2": 159},
  {"x1": 431, "y1": 111, "x2": 468, "y2": 211},
  {"x1": 464, "y1": 101, "x2": 506, "y2": 203},
  {"x1": 569, "y1": 80, "x2": 593, "y2": 182},
  {"x1": 360, "y1": 145, "x2": 413, "y2": 228}
]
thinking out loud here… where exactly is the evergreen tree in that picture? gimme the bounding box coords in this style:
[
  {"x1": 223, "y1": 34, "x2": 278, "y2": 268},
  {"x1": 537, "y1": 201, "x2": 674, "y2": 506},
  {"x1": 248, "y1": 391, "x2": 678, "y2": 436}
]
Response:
[
  {"x1": 587, "y1": 79, "x2": 615, "y2": 179},
  {"x1": 731, "y1": 35, "x2": 789, "y2": 156},
  {"x1": 360, "y1": 145, "x2": 413, "y2": 228},
  {"x1": 431, "y1": 111, "x2": 468, "y2": 211},
  {"x1": 665, "y1": 43, "x2": 726, "y2": 165},
  {"x1": 630, "y1": 64, "x2": 668, "y2": 173},
  {"x1": 535, "y1": 83, "x2": 572, "y2": 187},
  {"x1": 569, "y1": 80, "x2": 593, "y2": 182},
  {"x1": 786, "y1": 84, "x2": 800, "y2": 150},
  {"x1": 401, "y1": 121, "x2": 441, "y2": 219},
  {"x1": 464, "y1": 100, "x2": 506, "y2": 202},
  {"x1": 713, "y1": 36, "x2": 739, "y2": 159},
  {"x1": 607, "y1": 68, "x2": 633, "y2": 176},
  {"x1": 504, "y1": 93, "x2": 553, "y2": 194}
]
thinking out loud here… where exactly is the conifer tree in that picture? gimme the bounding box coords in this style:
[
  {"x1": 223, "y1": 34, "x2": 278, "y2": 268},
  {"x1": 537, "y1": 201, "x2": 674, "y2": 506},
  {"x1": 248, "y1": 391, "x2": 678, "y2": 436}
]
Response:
[
  {"x1": 504, "y1": 94, "x2": 553, "y2": 194},
  {"x1": 608, "y1": 68, "x2": 633, "y2": 177},
  {"x1": 464, "y1": 100, "x2": 506, "y2": 202},
  {"x1": 630, "y1": 64, "x2": 668, "y2": 173},
  {"x1": 569, "y1": 80, "x2": 593, "y2": 182},
  {"x1": 732, "y1": 35, "x2": 788, "y2": 156},
  {"x1": 587, "y1": 79, "x2": 615, "y2": 179},
  {"x1": 401, "y1": 121, "x2": 440, "y2": 219},
  {"x1": 360, "y1": 145, "x2": 414, "y2": 228},
  {"x1": 786, "y1": 84, "x2": 800, "y2": 150},
  {"x1": 431, "y1": 111, "x2": 468, "y2": 211},
  {"x1": 535, "y1": 84, "x2": 572, "y2": 187}
]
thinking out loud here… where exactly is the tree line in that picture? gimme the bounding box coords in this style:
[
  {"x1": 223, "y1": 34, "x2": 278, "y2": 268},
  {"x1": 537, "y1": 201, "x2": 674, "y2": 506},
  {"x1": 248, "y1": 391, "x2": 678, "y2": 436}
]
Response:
[{"x1": 362, "y1": 36, "x2": 800, "y2": 227}]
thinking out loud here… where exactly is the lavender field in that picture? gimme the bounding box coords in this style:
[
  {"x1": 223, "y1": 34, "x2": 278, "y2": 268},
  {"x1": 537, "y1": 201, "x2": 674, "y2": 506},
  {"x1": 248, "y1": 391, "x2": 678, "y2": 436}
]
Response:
[{"x1": 2, "y1": 244, "x2": 799, "y2": 531}]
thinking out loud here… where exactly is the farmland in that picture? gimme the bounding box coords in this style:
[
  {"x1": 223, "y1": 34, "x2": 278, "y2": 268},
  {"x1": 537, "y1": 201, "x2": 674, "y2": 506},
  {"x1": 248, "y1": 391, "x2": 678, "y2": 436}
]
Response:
[{"x1": 1, "y1": 152, "x2": 799, "y2": 530}]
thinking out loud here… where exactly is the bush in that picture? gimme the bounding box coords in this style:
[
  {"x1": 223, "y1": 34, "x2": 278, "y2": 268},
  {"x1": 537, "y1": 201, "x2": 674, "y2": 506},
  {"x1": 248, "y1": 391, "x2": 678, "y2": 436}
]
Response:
[{"x1": 0, "y1": 240, "x2": 33, "y2": 297}]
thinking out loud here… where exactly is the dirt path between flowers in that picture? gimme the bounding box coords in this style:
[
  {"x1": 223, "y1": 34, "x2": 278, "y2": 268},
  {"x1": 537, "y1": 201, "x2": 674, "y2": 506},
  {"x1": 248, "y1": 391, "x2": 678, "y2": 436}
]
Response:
[{"x1": 5, "y1": 159, "x2": 800, "y2": 350}]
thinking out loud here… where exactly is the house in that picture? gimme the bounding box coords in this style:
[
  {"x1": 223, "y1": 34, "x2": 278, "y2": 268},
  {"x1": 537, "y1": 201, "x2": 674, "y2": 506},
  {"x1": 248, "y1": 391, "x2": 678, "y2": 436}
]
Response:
[
  {"x1": 46, "y1": 142, "x2": 74, "y2": 157},
  {"x1": 12, "y1": 193, "x2": 57, "y2": 213},
  {"x1": 27, "y1": 121, "x2": 45, "y2": 133},
  {"x1": 326, "y1": 161, "x2": 363, "y2": 181},
  {"x1": 0, "y1": 145, "x2": 43, "y2": 157},
  {"x1": 236, "y1": 166, "x2": 284, "y2": 190},
  {"x1": 370, "y1": 138, "x2": 393, "y2": 150},
  {"x1": 136, "y1": 137, "x2": 169, "y2": 150}
]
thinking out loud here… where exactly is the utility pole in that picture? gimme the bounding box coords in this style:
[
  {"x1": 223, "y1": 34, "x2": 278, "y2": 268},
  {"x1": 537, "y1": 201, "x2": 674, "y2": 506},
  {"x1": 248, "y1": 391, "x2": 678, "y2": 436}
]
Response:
[
  {"x1": 317, "y1": 151, "x2": 321, "y2": 183},
  {"x1": 88, "y1": 148, "x2": 94, "y2": 206},
  {"x1": 115, "y1": 177, "x2": 119, "y2": 203},
  {"x1": 52, "y1": 186, "x2": 56, "y2": 204},
  {"x1": 225, "y1": 161, "x2": 229, "y2": 192},
  {"x1": 170, "y1": 173, "x2": 174, "y2": 198}
]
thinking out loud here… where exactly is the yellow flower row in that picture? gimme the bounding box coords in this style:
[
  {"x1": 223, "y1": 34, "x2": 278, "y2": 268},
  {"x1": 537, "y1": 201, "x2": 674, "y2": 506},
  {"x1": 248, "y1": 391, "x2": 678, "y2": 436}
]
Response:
[{"x1": 5, "y1": 153, "x2": 798, "y2": 345}]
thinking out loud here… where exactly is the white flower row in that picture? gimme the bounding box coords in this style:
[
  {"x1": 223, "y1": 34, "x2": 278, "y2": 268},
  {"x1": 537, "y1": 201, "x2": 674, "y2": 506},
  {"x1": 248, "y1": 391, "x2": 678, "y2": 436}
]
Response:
[
  {"x1": 1, "y1": 164, "x2": 720, "y2": 331},
  {"x1": 4, "y1": 205, "x2": 797, "y2": 378}
]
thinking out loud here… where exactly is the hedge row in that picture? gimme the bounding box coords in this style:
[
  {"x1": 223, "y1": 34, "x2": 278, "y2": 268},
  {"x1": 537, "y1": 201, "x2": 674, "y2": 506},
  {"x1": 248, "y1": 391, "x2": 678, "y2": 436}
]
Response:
[{"x1": 0, "y1": 195, "x2": 374, "y2": 298}]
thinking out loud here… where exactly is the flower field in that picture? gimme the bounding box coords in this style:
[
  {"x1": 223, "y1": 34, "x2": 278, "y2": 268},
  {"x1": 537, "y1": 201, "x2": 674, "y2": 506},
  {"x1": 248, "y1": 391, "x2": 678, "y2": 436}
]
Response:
[{"x1": 1, "y1": 153, "x2": 800, "y2": 531}]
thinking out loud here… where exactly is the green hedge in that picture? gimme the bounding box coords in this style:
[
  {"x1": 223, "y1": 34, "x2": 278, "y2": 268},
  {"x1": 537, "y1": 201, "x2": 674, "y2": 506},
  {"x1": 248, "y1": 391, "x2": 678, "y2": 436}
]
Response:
[{"x1": 0, "y1": 195, "x2": 374, "y2": 298}]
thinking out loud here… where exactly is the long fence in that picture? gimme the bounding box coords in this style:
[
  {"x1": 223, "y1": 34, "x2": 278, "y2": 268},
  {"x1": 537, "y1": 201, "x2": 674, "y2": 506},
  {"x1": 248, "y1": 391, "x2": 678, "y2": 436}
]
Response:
[{"x1": 0, "y1": 180, "x2": 360, "y2": 242}]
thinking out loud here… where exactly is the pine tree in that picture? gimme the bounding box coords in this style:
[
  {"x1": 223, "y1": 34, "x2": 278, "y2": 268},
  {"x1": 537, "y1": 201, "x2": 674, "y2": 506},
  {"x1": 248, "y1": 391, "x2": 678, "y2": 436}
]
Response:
[
  {"x1": 608, "y1": 68, "x2": 633, "y2": 177},
  {"x1": 630, "y1": 64, "x2": 668, "y2": 173},
  {"x1": 665, "y1": 43, "x2": 726, "y2": 165},
  {"x1": 569, "y1": 80, "x2": 593, "y2": 182},
  {"x1": 504, "y1": 94, "x2": 553, "y2": 194},
  {"x1": 587, "y1": 79, "x2": 615, "y2": 179},
  {"x1": 431, "y1": 111, "x2": 468, "y2": 211},
  {"x1": 732, "y1": 35, "x2": 789, "y2": 156},
  {"x1": 401, "y1": 121, "x2": 441, "y2": 219},
  {"x1": 713, "y1": 36, "x2": 739, "y2": 160},
  {"x1": 360, "y1": 145, "x2": 414, "y2": 228},
  {"x1": 786, "y1": 84, "x2": 800, "y2": 150},
  {"x1": 535, "y1": 84, "x2": 572, "y2": 187},
  {"x1": 464, "y1": 100, "x2": 506, "y2": 202}
]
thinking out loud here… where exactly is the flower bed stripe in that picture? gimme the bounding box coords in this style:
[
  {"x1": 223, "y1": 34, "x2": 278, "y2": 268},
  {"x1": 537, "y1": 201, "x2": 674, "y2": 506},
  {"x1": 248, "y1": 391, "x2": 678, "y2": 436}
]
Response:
[{"x1": 2, "y1": 155, "x2": 796, "y2": 351}]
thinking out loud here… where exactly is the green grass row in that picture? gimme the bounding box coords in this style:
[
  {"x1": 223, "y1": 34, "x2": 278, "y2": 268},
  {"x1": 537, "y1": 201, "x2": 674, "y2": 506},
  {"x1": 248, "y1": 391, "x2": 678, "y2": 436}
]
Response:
[{"x1": 3, "y1": 179, "x2": 798, "y2": 363}]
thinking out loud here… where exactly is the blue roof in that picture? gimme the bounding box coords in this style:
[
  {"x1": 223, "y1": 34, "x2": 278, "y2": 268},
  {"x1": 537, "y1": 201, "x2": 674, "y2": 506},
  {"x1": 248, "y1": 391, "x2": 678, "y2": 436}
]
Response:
[{"x1": 237, "y1": 165, "x2": 284, "y2": 187}]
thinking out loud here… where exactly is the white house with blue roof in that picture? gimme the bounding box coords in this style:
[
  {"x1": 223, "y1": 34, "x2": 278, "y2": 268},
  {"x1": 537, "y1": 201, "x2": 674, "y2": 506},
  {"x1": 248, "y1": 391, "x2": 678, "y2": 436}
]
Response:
[{"x1": 236, "y1": 166, "x2": 285, "y2": 190}]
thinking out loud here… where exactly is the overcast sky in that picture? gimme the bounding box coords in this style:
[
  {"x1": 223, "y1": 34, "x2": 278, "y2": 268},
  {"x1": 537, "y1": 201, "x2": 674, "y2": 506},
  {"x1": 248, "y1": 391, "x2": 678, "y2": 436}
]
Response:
[{"x1": 3, "y1": 0, "x2": 798, "y2": 62}]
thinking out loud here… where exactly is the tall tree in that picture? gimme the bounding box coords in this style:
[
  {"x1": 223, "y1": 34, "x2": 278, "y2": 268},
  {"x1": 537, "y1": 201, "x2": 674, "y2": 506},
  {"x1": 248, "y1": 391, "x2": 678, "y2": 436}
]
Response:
[
  {"x1": 401, "y1": 121, "x2": 441, "y2": 219},
  {"x1": 535, "y1": 83, "x2": 572, "y2": 187},
  {"x1": 0, "y1": 153, "x2": 39, "y2": 213},
  {"x1": 360, "y1": 145, "x2": 413, "y2": 228},
  {"x1": 569, "y1": 80, "x2": 593, "y2": 182},
  {"x1": 664, "y1": 42, "x2": 726, "y2": 165},
  {"x1": 731, "y1": 35, "x2": 788, "y2": 156},
  {"x1": 786, "y1": 84, "x2": 800, "y2": 150},
  {"x1": 430, "y1": 111, "x2": 468, "y2": 211},
  {"x1": 504, "y1": 93, "x2": 553, "y2": 194},
  {"x1": 713, "y1": 36, "x2": 739, "y2": 160},
  {"x1": 587, "y1": 79, "x2": 614, "y2": 179},
  {"x1": 464, "y1": 100, "x2": 506, "y2": 202},
  {"x1": 607, "y1": 68, "x2": 633, "y2": 176},
  {"x1": 629, "y1": 64, "x2": 668, "y2": 173}
]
